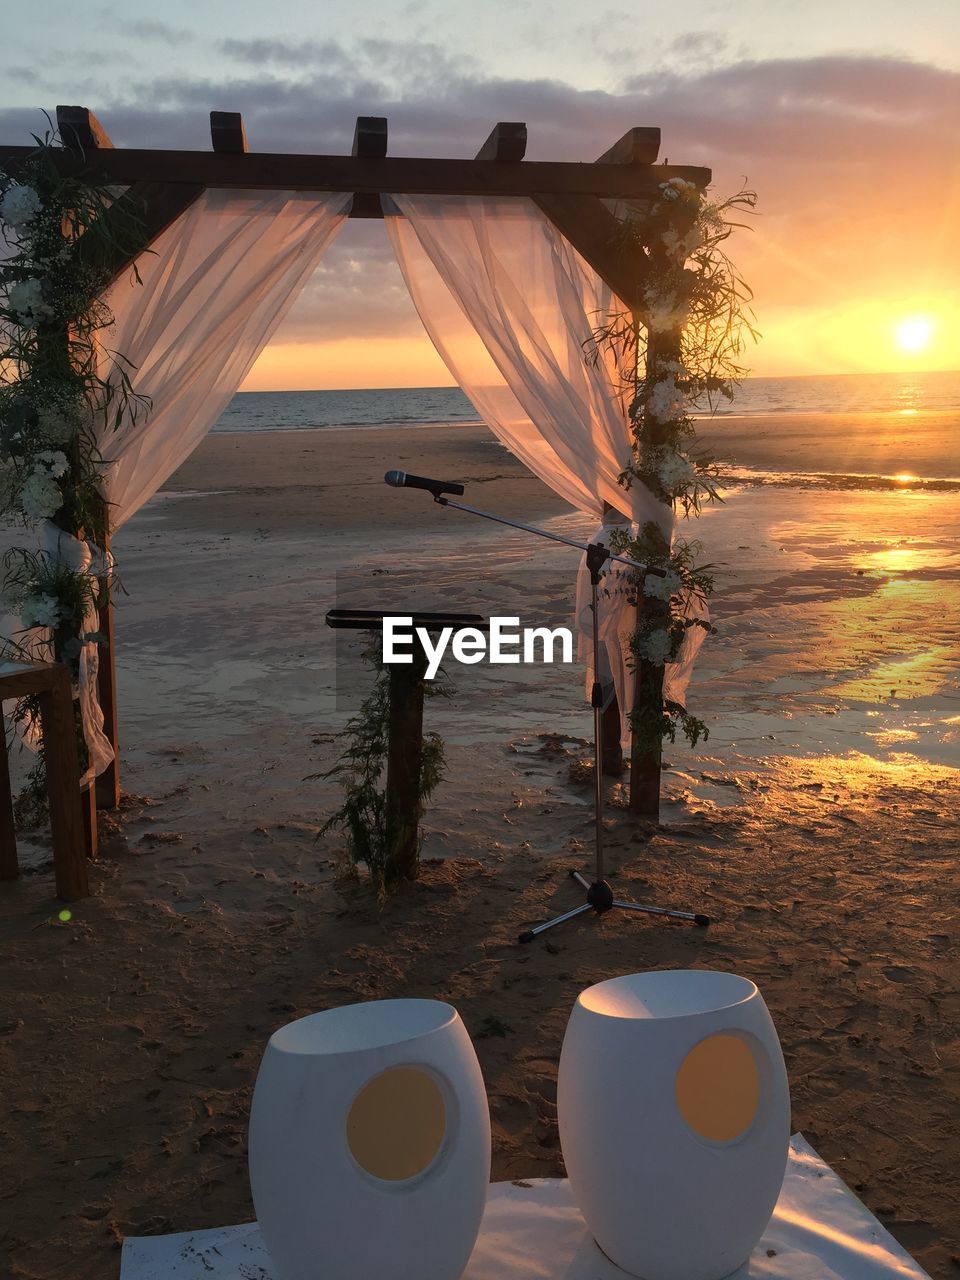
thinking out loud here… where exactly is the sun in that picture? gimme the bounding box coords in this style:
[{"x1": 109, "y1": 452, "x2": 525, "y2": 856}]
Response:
[{"x1": 894, "y1": 315, "x2": 935, "y2": 353}]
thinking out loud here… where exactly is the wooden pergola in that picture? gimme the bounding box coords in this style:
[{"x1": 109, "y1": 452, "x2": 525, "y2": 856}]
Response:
[{"x1": 0, "y1": 106, "x2": 712, "y2": 834}]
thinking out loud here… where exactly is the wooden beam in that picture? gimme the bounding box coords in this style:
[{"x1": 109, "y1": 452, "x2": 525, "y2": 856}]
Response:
[
  {"x1": 353, "y1": 116, "x2": 388, "y2": 158},
  {"x1": 533, "y1": 192, "x2": 649, "y2": 309},
  {"x1": 475, "y1": 122, "x2": 527, "y2": 162},
  {"x1": 56, "y1": 105, "x2": 114, "y2": 151},
  {"x1": 596, "y1": 127, "x2": 660, "y2": 166},
  {"x1": 122, "y1": 181, "x2": 205, "y2": 249},
  {"x1": 351, "y1": 117, "x2": 387, "y2": 217},
  {"x1": 85, "y1": 181, "x2": 205, "y2": 284},
  {"x1": 0, "y1": 145, "x2": 711, "y2": 199},
  {"x1": 210, "y1": 111, "x2": 248, "y2": 154}
]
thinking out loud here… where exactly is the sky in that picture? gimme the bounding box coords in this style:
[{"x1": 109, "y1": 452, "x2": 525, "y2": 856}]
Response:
[{"x1": 3, "y1": 0, "x2": 960, "y2": 389}]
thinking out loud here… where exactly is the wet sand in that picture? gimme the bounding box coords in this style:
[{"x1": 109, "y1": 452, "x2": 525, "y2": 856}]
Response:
[{"x1": 1, "y1": 421, "x2": 958, "y2": 1278}]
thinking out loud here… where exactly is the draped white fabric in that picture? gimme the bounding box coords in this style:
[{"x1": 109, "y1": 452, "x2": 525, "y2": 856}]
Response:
[
  {"x1": 386, "y1": 195, "x2": 700, "y2": 734},
  {"x1": 36, "y1": 189, "x2": 350, "y2": 778},
  {"x1": 97, "y1": 189, "x2": 351, "y2": 524},
  {"x1": 386, "y1": 194, "x2": 671, "y2": 536}
]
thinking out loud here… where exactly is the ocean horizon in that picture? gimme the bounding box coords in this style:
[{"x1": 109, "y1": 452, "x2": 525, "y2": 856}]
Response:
[{"x1": 215, "y1": 368, "x2": 960, "y2": 434}]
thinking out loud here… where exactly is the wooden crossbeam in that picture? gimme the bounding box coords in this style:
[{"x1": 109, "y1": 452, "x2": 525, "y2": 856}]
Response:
[
  {"x1": 596, "y1": 127, "x2": 660, "y2": 165},
  {"x1": 475, "y1": 122, "x2": 527, "y2": 162},
  {"x1": 533, "y1": 192, "x2": 648, "y2": 309},
  {"x1": 0, "y1": 145, "x2": 710, "y2": 199},
  {"x1": 110, "y1": 182, "x2": 205, "y2": 265},
  {"x1": 211, "y1": 111, "x2": 248, "y2": 153},
  {"x1": 56, "y1": 105, "x2": 114, "y2": 151},
  {"x1": 351, "y1": 117, "x2": 387, "y2": 217}
]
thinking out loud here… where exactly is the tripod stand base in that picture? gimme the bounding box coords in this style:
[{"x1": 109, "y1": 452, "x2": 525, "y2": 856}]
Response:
[{"x1": 518, "y1": 869, "x2": 710, "y2": 943}]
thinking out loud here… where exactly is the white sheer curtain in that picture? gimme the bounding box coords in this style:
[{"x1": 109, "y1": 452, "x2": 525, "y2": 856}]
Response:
[
  {"x1": 386, "y1": 194, "x2": 698, "y2": 739},
  {"x1": 387, "y1": 194, "x2": 670, "y2": 533},
  {"x1": 98, "y1": 188, "x2": 351, "y2": 522},
  {"x1": 62, "y1": 188, "x2": 351, "y2": 777}
]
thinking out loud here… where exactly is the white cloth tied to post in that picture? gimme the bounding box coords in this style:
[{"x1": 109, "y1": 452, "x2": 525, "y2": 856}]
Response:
[
  {"x1": 386, "y1": 193, "x2": 704, "y2": 733},
  {"x1": 39, "y1": 520, "x2": 114, "y2": 784}
]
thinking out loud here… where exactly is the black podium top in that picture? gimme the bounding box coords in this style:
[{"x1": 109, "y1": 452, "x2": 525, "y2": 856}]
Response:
[{"x1": 325, "y1": 609, "x2": 487, "y2": 631}]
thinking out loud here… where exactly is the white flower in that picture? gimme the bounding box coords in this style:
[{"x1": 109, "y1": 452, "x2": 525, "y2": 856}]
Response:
[
  {"x1": 20, "y1": 469, "x2": 61, "y2": 520},
  {"x1": 657, "y1": 449, "x2": 697, "y2": 493},
  {"x1": 639, "y1": 628, "x2": 674, "y2": 665},
  {"x1": 8, "y1": 278, "x2": 54, "y2": 324},
  {"x1": 661, "y1": 224, "x2": 705, "y2": 261},
  {"x1": 643, "y1": 286, "x2": 689, "y2": 332},
  {"x1": 644, "y1": 568, "x2": 682, "y2": 601},
  {"x1": 659, "y1": 178, "x2": 698, "y2": 203},
  {"x1": 35, "y1": 450, "x2": 69, "y2": 477},
  {"x1": 647, "y1": 377, "x2": 687, "y2": 423},
  {"x1": 0, "y1": 183, "x2": 42, "y2": 228},
  {"x1": 21, "y1": 593, "x2": 62, "y2": 629}
]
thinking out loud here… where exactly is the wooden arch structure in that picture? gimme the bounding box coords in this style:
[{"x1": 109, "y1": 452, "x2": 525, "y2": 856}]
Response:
[{"x1": 0, "y1": 106, "x2": 712, "y2": 834}]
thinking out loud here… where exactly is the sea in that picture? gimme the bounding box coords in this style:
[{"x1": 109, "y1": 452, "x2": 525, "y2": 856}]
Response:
[{"x1": 213, "y1": 370, "x2": 960, "y2": 434}]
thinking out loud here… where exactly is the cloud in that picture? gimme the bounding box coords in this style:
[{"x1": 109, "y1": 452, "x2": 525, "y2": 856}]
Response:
[
  {"x1": 1, "y1": 48, "x2": 957, "y2": 345},
  {"x1": 117, "y1": 19, "x2": 194, "y2": 46},
  {"x1": 218, "y1": 38, "x2": 357, "y2": 71}
]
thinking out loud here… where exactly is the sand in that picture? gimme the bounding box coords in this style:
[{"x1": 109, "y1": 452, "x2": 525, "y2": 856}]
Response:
[{"x1": 1, "y1": 421, "x2": 958, "y2": 1279}]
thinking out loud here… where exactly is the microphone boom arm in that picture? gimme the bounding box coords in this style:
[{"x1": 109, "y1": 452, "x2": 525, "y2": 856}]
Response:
[{"x1": 435, "y1": 494, "x2": 664, "y2": 578}]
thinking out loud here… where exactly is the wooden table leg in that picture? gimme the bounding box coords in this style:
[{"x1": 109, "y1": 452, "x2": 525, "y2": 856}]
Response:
[
  {"x1": 0, "y1": 726, "x2": 18, "y2": 881},
  {"x1": 82, "y1": 784, "x2": 98, "y2": 862},
  {"x1": 384, "y1": 657, "x2": 426, "y2": 883},
  {"x1": 37, "y1": 668, "x2": 89, "y2": 902}
]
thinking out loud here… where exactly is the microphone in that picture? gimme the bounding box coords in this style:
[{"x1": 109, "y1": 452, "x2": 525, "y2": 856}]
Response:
[{"x1": 384, "y1": 470, "x2": 465, "y2": 497}]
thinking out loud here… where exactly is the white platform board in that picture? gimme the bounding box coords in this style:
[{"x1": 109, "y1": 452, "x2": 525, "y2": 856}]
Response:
[{"x1": 120, "y1": 1136, "x2": 931, "y2": 1280}]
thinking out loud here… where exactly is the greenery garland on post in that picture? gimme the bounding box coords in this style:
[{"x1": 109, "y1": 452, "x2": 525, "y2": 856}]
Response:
[
  {"x1": 0, "y1": 130, "x2": 146, "y2": 811},
  {"x1": 591, "y1": 178, "x2": 757, "y2": 765},
  {"x1": 319, "y1": 645, "x2": 447, "y2": 896}
]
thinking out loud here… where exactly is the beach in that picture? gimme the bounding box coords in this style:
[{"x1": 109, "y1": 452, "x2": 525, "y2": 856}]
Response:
[{"x1": 1, "y1": 416, "x2": 958, "y2": 1279}]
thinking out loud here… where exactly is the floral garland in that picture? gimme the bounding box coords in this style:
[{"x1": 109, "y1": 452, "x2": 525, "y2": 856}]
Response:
[
  {"x1": 0, "y1": 132, "x2": 145, "y2": 793},
  {"x1": 595, "y1": 176, "x2": 757, "y2": 753}
]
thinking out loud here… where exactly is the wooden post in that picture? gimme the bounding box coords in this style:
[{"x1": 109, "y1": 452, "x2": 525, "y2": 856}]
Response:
[
  {"x1": 0, "y1": 664, "x2": 90, "y2": 900},
  {"x1": 0, "y1": 729, "x2": 18, "y2": 880},
  {"x1": 350, "y1": 117, "x2": 387, "y2": 218},
  {"x1": 629, "y1": 326, "x2": 678, "y2": 819},
  {"x1": 37, "y1": 666, "x2": 90, "y2": 901},
  {"x1": 383, "y1": 652, "x2": 427, "y2": 882},
  {"x1": 629, "y1": 642, "x2": 663, "y2": 816}
]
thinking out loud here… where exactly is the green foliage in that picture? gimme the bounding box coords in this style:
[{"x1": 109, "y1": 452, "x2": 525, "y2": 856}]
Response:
[
  {"x1": 319, "y1": 646, "x2": 448, "y2": 896},
  {"x1": 0, "y1": 123, "x2": 146, "y2": 808}
]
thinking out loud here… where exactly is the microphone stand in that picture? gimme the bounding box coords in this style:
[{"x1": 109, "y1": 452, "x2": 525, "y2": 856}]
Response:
[{"x1": 390, "y1": 479, "x2": 709, "y2": 942}]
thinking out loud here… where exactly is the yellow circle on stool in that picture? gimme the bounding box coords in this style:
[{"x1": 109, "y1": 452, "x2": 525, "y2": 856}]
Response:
[
  {"x1": 675, "y1": 1034, "x2": 759, "y2": 1142},
  {"x1": 347, "y1": 1066, "x2": 446, "y2": 1181}
]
